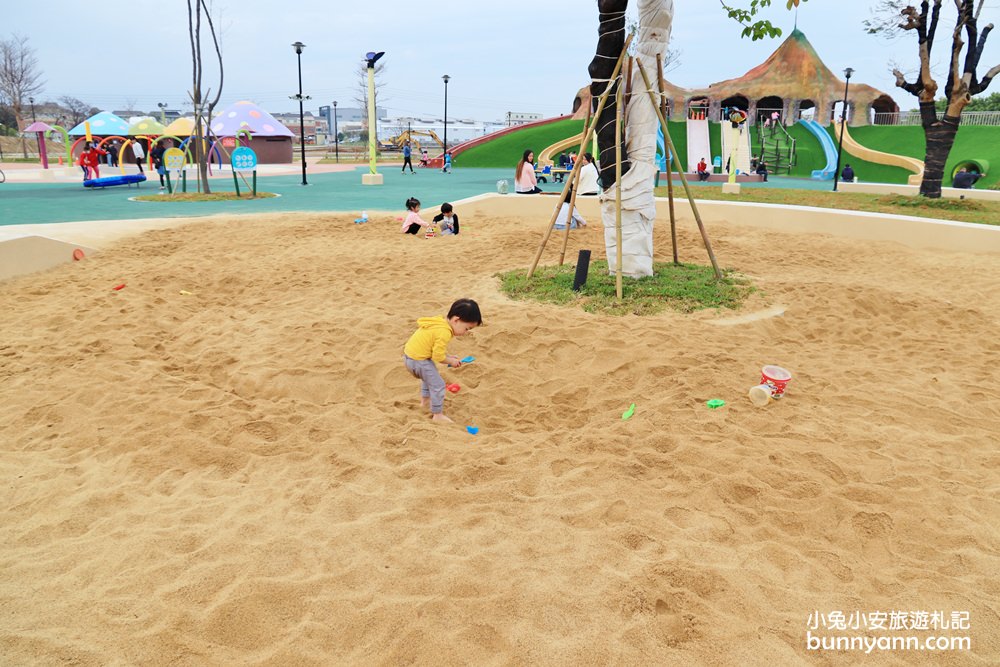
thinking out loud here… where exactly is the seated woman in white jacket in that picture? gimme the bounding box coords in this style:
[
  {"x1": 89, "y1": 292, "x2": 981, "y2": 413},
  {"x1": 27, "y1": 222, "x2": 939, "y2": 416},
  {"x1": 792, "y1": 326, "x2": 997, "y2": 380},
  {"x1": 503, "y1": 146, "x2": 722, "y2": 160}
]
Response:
[{"x1": 576, "y1": 153, "x2": 600, "y2": 195}]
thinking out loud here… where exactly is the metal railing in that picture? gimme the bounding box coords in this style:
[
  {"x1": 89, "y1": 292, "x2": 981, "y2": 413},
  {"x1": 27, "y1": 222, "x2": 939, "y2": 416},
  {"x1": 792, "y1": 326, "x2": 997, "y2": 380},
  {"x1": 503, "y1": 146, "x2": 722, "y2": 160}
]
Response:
[{"x1": 873, "y1": 110, "x2": 1000, "y2": 126}]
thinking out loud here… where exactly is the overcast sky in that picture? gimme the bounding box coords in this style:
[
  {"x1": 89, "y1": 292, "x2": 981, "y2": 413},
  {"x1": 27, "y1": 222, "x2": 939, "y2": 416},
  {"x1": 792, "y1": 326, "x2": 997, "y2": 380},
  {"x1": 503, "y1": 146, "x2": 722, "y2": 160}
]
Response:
[{"x1": 9, "y1": 1, "x2": 1000, "y2": 119}]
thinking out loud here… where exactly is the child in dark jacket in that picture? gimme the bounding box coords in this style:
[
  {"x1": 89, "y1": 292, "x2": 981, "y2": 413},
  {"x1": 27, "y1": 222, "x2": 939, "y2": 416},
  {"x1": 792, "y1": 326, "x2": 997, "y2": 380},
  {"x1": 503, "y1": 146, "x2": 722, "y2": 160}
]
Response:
[{"x1": 432, "y1": 202, "x2": 460, "y2": 235}]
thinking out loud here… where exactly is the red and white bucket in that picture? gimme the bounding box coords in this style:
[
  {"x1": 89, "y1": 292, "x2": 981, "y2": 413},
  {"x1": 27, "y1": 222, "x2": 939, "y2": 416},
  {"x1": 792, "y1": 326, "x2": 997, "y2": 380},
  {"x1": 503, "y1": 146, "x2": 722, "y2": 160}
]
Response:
[{"x1": 760, "y1": 365, "x2": 792, "y2": 399}]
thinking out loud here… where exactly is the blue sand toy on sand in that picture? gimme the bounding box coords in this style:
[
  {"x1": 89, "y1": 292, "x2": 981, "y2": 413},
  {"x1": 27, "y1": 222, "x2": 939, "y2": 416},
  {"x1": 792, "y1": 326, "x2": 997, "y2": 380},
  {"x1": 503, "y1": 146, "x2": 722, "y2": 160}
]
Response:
[
  {"x1": 461, "y1": 356, "x2": 475, "y2": 363},
  {"x1": 84, "y1": 173, "x2": 147, "y2": 189}
]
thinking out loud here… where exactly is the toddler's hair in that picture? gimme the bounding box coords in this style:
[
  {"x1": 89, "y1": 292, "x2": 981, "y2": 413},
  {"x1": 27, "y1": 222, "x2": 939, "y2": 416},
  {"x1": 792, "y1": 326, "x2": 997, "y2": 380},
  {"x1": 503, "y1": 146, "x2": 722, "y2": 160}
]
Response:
[
  {"x1": 447, "y1": 298, "x2": 482, "y2": 325},
  {"x1": 441, "y1": 202, "x2": 453, "y2": 214},
  {"x1": 405, "y1": 197, "x2": 420, "y2": 210}
]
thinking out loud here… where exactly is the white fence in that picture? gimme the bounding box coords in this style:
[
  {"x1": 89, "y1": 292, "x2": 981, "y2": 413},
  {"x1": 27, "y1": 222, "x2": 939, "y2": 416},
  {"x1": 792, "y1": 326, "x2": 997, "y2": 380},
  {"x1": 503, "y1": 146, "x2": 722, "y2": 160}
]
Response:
[{"x1": 873, "y1": 110, "x2": 1000, "y2": 126}]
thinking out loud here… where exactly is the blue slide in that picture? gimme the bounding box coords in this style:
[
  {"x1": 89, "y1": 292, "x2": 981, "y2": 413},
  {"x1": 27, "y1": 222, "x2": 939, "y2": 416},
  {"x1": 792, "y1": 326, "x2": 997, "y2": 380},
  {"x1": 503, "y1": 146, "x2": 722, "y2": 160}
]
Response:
[
  {"x1": 655, "y1": 124, "x2": 668, "y2": 172},
  {"x1": 84, "y1": 173, "x2": 147, "y2": 189},
  {"x1": 799, "y1": 119, "x2": 838, "y2": 180}
]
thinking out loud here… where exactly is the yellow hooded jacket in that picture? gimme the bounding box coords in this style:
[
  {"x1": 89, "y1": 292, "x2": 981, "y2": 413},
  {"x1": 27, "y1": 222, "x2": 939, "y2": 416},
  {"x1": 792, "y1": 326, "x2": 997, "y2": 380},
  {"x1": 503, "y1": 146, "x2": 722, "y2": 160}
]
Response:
[{"x1": 403, "y1": 316, "x2": 453, "y2": 363}]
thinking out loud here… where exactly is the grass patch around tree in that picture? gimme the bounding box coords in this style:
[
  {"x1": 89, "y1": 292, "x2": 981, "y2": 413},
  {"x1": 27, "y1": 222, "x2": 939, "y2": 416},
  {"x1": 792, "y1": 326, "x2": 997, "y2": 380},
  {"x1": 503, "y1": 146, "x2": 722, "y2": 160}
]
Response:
[
  {"x1": 133, "y1": 192, "x2": 278, "y2": 202},
  {"x1": 653, "y1": 185, "x2": 1000, "y2": 227},
  {"x1": 497, "y1": 259, "x2": 755, "y2": 316}
]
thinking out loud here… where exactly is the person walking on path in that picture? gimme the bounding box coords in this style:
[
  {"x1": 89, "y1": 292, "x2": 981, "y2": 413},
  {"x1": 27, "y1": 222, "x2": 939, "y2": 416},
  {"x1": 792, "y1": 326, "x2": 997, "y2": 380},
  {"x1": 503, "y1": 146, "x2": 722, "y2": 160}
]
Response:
[
  {"x1": 131, "y1": 139, "x2": 145, "y2": 173},
  {"x1": 150, "y1": 140, "x2": 167, "y2": 189},
  {"x1": 402, "y1": 140, "x2": 414, "y2": 173}
]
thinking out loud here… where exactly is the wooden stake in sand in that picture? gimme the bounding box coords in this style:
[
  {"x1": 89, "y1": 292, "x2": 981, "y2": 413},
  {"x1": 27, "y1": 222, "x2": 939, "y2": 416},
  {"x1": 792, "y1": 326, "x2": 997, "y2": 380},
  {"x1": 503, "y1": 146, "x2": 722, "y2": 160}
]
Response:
[
  {"x1": 657, "y1": 53, "x2": 679, "y2": 265},
  {"x1": 614, "y1": 74, "x2": 624, "y2": 301},
  {"x1": 636, "y1": 60, "x2": 722, "y2": 281},
  {"x1": 527, "y1": 33, "x2": 633, "y2": 279}
]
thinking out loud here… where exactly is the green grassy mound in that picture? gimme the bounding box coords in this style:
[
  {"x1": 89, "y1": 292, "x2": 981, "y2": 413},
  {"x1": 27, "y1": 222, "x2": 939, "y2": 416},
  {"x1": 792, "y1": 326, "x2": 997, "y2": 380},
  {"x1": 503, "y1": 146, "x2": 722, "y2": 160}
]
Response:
[
  {"x1": 458, "y1": 119, "x2": 585, "y2": 168},
  {"x1": 457, "y1": 116, "x2": 1000, "y2": 189},
  {"x1": 849, "y1": 125, "x2": 1000, "y2": 189},
  {"x1": 497, "y1": 260, "x2": 754, "y2": 316},
  {"x1": 652, "y1": 185, "x2": 999, "y2": 227}
]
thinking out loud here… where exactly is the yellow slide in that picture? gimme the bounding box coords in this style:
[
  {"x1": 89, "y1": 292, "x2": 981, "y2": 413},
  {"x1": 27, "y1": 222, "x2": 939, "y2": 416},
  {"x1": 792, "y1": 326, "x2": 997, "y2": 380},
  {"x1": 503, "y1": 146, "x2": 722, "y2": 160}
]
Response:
[
  {"x1": 837, "y1": 124, "x2": 924, "y2": 186},
  {"x1": 538, "y1": 132, "x2": 596, "y2": 168}
]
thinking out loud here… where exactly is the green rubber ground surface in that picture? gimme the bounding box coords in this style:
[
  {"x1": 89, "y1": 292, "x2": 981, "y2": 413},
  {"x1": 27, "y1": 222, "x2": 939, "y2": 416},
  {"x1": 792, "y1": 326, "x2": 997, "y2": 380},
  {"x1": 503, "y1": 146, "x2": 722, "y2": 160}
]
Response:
[{"x1": 0, "y1": 167, "x2": 545, "y2": 226}]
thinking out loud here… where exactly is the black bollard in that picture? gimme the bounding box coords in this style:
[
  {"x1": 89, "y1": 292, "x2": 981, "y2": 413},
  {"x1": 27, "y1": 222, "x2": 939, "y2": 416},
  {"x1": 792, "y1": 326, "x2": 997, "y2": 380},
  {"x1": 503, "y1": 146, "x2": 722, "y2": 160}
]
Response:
[{"x1": 572, "y1": 249, "x2": 592, "y2": 292}]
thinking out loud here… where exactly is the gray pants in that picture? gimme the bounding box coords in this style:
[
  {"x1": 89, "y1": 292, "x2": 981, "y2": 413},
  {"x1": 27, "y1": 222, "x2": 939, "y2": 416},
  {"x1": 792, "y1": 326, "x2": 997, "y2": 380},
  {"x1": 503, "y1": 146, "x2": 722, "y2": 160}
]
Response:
[{"x1": 404, "y1": 355, "x2": 445, "y2": 414}]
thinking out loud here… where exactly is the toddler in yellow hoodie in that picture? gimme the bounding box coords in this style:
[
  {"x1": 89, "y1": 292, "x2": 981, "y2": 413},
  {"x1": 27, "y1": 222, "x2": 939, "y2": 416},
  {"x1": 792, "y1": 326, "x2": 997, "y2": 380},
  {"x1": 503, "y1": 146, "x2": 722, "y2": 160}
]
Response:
[{"x1": 403, "y1": 298, "x2": 482, "y2": 423}]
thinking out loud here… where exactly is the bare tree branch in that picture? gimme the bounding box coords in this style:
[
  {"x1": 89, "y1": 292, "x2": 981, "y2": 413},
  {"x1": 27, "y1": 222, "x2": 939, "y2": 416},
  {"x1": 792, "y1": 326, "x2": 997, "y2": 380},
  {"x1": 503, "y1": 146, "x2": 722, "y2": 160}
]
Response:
[{"x1": 0, "y1": 33, "x2": 45, "y2": 128}]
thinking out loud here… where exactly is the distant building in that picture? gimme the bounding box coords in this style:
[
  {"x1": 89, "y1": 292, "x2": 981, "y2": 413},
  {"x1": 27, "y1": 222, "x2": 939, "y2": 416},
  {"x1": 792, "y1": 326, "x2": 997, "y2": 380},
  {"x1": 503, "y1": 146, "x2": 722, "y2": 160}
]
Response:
[
  {"x1": 316, "y1": 106, "x2": 387, "y2": 142},
  {"x1": 505, "y1": 112, "x2": 542, "y2": 126},
  {"x1": 272, "y1": 112, "x2": 318, "y2": 144},
  {"x1": 377, "y1": 116, "x2": 507, "y2": 147}
]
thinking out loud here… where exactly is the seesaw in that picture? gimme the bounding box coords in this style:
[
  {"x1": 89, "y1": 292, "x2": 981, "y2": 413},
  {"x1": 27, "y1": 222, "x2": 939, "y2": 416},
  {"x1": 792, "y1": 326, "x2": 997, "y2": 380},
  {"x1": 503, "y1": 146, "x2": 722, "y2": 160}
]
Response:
[{"x1": 83, "y1": 173, "x2": 147, "y2": 189}]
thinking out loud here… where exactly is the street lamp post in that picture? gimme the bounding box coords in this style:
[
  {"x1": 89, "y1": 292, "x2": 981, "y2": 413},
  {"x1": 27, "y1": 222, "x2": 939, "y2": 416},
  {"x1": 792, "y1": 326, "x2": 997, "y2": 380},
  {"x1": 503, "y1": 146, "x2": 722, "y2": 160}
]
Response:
[
  {"x1": 833, "y1": 67, "x2": 854, "y2": 192},
  {"x1": 333, "y1": 100, "x2": 339, "y2": 163},
  {"x1": 157, "y1": 102, "x2": 167, "y2": 124},
  {"x1": 442, "y1": 75, "x2": 450, "y2": 164},
  {"x1": 362, "y1": 51, "x2": 385, "y2": 185},
  {"x1": 29, "y1": 97, "x2": 36, "y2": 123},
  {"x1": 290, "y1": 41, "x2": 311, "y2": 186}
]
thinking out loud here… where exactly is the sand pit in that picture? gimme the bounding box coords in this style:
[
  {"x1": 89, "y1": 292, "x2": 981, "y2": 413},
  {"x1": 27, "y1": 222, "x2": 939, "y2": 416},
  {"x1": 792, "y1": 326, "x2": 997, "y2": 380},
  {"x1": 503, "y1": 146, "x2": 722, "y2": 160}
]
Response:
[{"x1": 1, "y1": 202, "x2": 998, "y2": 664}]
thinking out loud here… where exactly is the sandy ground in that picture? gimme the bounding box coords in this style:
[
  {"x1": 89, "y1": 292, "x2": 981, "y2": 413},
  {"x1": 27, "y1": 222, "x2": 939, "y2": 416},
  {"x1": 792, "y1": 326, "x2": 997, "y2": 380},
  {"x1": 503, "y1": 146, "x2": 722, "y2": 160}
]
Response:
[{"x1": 1, "y1": 202, "x2": 998, "y2": 665}]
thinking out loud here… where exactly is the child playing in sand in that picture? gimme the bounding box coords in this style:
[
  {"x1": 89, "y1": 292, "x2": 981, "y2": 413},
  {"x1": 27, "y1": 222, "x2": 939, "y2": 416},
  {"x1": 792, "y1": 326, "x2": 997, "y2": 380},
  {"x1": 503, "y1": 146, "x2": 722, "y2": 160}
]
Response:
[
  {"x1": 400, "y1": 197, "x2": 431, "y2": 235},
  {"x1": 553, "y1": 188, "x2": 586, "y2": 230},
  {"x1": 433, "y1": 202, "x2": 460, "y2": 235},
  {"x1": 403, "y1": 298, "x2": 482, "y2": 423}
]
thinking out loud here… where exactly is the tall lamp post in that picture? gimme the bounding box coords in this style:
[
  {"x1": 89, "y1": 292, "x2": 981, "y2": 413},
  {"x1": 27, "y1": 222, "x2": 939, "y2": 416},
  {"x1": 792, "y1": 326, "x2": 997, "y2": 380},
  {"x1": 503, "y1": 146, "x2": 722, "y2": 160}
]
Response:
[
  {"x1": 362, "y1": 51, "x2": 385, "y2": 185},
  {"x1": 441, "y1": 75, "x2": 450, "y2": 163},
  {"x1": 332, "y1": 100, "x2": 339, "y2": 163},
  {"x1": 290, "y1": 41, "x2": 311, "y2": 186},
  {"x1": 833, "y1": 67, "x2": 854, "y2": 192},
  {"x1": 29, "y1": 97, "x2": 36, "y2": 123},
  {"x1": 157, "y1": 102, "x2": 167, "y2": 124}
]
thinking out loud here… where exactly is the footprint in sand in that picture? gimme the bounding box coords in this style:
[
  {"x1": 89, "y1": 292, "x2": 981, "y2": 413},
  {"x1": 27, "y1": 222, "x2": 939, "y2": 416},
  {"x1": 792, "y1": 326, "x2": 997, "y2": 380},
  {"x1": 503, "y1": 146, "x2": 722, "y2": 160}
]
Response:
[{"x1": 241, "y1": 420, "x2": 278, "y2": 442}]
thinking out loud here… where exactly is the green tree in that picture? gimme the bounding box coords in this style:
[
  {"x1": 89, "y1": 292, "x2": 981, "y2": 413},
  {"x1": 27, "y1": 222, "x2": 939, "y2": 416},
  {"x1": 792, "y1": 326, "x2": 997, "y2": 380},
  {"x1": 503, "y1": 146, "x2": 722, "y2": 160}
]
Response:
[
  {"x1": 0, "y1": 102, "x2": 16, "y2": 135},
  {"x1": 867, "y1": 1, "x2": 1000, "y2": 198},
  {"x1": 0, "y1": 33, "x2": 44, "y2": 130},
  {"x1": 935, "y1": 91, "x2": 1000, "y2": 112}
]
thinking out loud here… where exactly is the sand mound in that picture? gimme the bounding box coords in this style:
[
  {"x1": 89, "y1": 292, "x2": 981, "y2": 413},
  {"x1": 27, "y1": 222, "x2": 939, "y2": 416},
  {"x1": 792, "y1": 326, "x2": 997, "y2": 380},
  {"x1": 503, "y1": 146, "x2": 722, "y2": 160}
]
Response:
[{"x1": 1, "y1": 206, "x2": 998, "y2": 664}]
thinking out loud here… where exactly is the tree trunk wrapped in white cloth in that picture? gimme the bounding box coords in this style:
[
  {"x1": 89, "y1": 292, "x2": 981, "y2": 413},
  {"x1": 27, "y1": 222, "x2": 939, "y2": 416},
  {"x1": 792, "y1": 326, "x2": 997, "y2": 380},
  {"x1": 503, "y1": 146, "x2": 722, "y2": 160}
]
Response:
[{"x1": 594, "y1": 0, "x2": 673, "y2": 278}]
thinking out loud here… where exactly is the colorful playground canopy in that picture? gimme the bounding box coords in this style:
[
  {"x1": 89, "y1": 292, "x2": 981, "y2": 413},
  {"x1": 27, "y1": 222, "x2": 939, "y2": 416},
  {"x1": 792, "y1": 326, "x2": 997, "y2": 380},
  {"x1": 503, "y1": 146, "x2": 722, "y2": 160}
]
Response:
[
  {"x1": 68, "y1": 111, "x2": 129, "y2": 136},
  {"x1": 23, "y1": 121, "x2": 55, "y2": 133},
  {"x1": 210, "y1": 100, "x2": 294, "y2": 137},
  {"x1": 164, "y1": 117, "x2": 196, "y2": 136},
  {"x1": 128, "y1": 117, "x2": 166, "y2": 136}
]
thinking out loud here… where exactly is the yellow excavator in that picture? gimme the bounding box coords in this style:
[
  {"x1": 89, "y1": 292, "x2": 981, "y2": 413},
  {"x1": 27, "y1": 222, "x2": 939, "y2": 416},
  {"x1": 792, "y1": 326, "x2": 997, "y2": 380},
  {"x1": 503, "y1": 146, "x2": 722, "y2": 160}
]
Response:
[{"x1": 384, "y1": 129, "x2": 444, "y2": 153}]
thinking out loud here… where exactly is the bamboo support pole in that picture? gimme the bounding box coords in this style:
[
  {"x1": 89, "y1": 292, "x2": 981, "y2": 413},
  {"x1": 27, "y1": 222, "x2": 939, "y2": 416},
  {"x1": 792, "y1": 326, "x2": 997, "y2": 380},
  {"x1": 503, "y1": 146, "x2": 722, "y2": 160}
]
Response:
[
  {"x1": 615, "y1": 77, "x2": 624, "y2": 300},
  {"x1": 527, "y1": 33, "x2": 633, "y2": 279},
  {"x1": 624, "y1": 56, "x2": 633, "y2": 128},
  {"x1": 657, "y1": 54, "x2": 679, "y2": 265},
  {"x1": 558, "y1": 105, "x2": 591, "y2": 265},
  {"x1": 636, "y1": 60, "x2": 722, "y2": 280}
]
